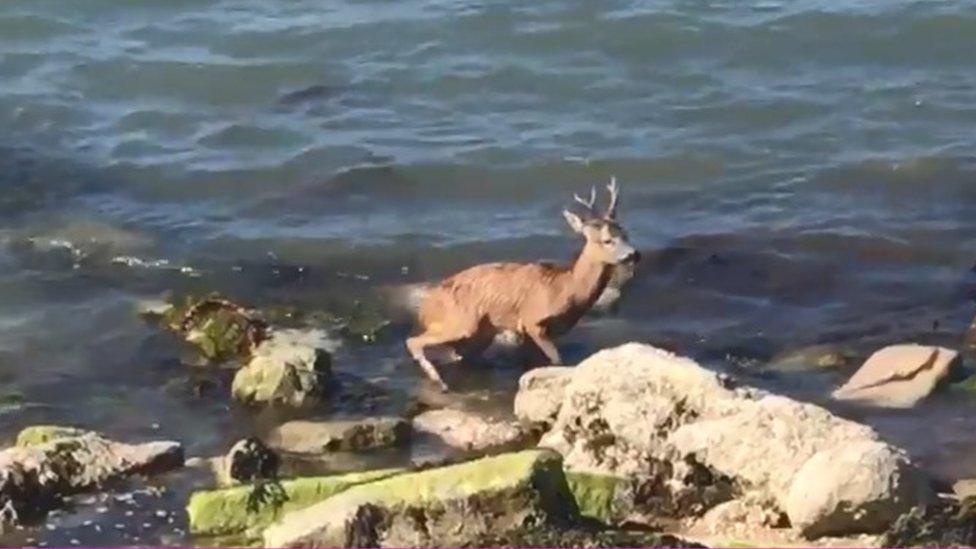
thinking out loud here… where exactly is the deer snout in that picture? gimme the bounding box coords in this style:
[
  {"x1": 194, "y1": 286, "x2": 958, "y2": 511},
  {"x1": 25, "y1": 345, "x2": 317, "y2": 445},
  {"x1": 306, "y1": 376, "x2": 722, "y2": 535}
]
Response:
[
  {"x1": 616, "y1": 247, "x2": 639, "y2": 264},
  {"x1": 627, "y1": 249, "x2": 641, "y2": 263}
]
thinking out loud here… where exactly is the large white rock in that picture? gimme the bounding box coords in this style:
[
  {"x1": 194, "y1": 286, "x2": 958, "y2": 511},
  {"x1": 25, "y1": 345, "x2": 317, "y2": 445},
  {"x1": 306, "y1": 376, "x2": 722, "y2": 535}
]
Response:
[
  {"x1": 529, "y1": 343, "x2": 932, "y2": 538},
  {"x1": 513, "y1": 366, "x2": 574, "y2": 426},
  {"x1": 786, "y1": 440, "x2": 931, "y2": 538},
  {"x1": 832, "y1": 344, "x2": 960, "y2": 408}
]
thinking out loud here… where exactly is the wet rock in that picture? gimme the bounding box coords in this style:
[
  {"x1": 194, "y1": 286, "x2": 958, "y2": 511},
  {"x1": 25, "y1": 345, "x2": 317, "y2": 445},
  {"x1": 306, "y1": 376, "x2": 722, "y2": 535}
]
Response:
[
  {"x1": 231, "y1": 329, "x2": 335, "y2": 407},
  {"x1": 1, "y1": 427, "x2": 183, "y2": 531},
  {"x1": 187, "y1": 468, "x2": 402, "y2": 541},
  {"x1": 411, "y1": 409, "x2": 535, "y2": 454},
  {"x1": 564, "y1": 471, "x2": 630, "y2": 524},
  {"x1": 156, "y1": 295, "x2": 269, "y2": 362},
  {"x1": 832, "y1": 344, "x2": 960, "y2": 408},
  {"x1": 263, "y1": 450, "x2": 575, "y2": 548},
  {"x1": 513, "y1": 366, "x2": 574, "y2": 426},
  {"x1": 882, "y1": 498, "x2": 976, "y2": 547},
  {"x1": 954, "y1": 478, "x2": 976, "y2": 499},
  {"x1": 765, "y1": 343, "x2": 857, "y2": 372},
  {"x1": 786, "y1": 440, "x2": 931, "y2": 538},
  {"x1": 267, "y1": 417, "x2": 408, "y2": 454},
  {"x1": 15, "y1": 425, "x2": 88, "y2": 447},
  {"x1": 460, "y1": 525, "x2": 702, "y2": 548},
  {"x1": 220, "y1": 438, "x2": 280, "y2": 486},
  {"x1": 530, "y1": 343, "x2": 932, "y2": 538}
]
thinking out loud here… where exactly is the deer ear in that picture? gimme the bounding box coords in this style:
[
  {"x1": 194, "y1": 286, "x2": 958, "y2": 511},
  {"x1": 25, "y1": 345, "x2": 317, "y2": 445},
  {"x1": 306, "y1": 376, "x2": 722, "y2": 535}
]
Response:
[{"x1": 563, "y1": 210, "x2": 585, "y2": 233}]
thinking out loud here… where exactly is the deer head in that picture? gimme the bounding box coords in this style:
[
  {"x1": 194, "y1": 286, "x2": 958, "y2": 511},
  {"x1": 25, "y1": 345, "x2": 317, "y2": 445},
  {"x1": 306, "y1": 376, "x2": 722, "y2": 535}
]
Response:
[{"x1": 562, "y1": 177, "x2": 640, "y2": 265}]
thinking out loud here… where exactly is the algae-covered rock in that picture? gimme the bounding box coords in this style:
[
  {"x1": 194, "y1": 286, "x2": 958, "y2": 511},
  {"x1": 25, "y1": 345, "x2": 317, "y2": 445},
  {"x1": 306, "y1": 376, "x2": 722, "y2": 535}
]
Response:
[
  {"x1": 565, "y1": 471, "x2": 630, "y2": 525},
  {"x1": 231, "y1": 329, "x2": 334, "y2": 407},
  {"x1": 15, "y1": 425, "x2": 88, "y2": 447},
  {"x1": 263, "y1": 449, "x2": 576, "y2": 548},
  {"x1": 268, "y1": 417, "x2": 408, "y2": 454},
  {"x1": 1, "y1": 426, "x2": 183, "y2": 530},
  {"x1": 151, "y1": 295, "x2": 269, "y2": 362},
  {"x1": 187, "y1": 469, "x2": 402, "y2": 540},
  {"x1": 882, "y1": 499, "x2": 976, "y2": 547}
]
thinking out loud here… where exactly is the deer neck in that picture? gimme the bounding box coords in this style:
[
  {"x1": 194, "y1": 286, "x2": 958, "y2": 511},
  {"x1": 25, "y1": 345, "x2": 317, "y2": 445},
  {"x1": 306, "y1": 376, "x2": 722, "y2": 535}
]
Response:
[{"x1": 565, "y1": 244, "x2": 613, "y2": 309}]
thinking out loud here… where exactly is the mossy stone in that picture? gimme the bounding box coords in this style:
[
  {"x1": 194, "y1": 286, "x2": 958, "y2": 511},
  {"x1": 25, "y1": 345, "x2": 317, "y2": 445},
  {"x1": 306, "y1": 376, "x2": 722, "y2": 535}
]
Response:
[
  {"x1": 15, "y1": 425, "x2": 88, "y2": 447},
  {"x1": 187, "y1": 468, "x2": 403, "y2": 540}
]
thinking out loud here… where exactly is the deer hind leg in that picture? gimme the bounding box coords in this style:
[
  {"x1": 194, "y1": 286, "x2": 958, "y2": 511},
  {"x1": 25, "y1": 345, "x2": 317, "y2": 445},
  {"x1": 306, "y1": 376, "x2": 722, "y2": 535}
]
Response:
[
  {"x1": 406, "y1": 326, "x2": 479, "y2": 391},
  {"x1": 525, "y1": 324, "x2": 562, "y2": 365}
]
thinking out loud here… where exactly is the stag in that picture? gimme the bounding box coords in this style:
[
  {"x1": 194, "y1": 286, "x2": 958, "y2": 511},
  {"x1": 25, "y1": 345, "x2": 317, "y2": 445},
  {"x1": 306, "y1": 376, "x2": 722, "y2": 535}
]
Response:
[{"x1": 406, "y1": 178, "x2": 640, "y2": 390}]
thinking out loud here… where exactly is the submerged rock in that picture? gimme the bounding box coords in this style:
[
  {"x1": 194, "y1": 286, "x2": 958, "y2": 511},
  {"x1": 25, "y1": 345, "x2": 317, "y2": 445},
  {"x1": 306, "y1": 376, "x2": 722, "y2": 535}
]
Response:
[
  {"x1": 1, "y1": 426, "x2": 183, "y2": 532},
  {"x1": 528, "y1": 343, "x2": 932, "y2": 538},
  {"x1": 187, "y1": 468, "x2": 402, "y2": 541},
  {"x1": 267, "y1": 417, "x2": 408, "y2": 454},
  {"x1": 263, "y1": 449, "x2": 575, "y2": 548},
  {"x1": 513, "y1": 366, "x2": 574, "y2": 426},
  {"x1": 156, "y1": 295, "x2": 269, "y2": 362},
  {"x1": 832, "y1": 344, "x2": 960, "y2": 408},
  {"x1": 764, "y1": 344, "x2": 857, "y2": 372},
  {"x1": 411, "y1": 409, "x2": 535, "y2": 454},
  {"x1": 231, "y1": 329, "x2": 335, "y2": 407}
]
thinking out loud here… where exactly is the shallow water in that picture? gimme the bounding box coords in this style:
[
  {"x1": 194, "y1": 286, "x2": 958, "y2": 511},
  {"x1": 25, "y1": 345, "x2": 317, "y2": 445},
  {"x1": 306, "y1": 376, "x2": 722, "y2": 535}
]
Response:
[{"x1": 4, "y1": 0, "x2": 976, "y2": 544}]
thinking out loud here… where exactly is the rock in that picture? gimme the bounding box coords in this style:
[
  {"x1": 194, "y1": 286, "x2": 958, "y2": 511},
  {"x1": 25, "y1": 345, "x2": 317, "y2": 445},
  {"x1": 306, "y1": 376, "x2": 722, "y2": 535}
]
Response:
[
  {"x1": 530, "y1": 343, "x2": 933, "y2": 538},
  {"x1": 459, "y1": 526, "x2": 702, "y2": 548},
  {"x1": 765, "y1": 344, "x2": 857, "y2": 372},
  {"x1": 187, "y1": 468, "x2": 402, "y2": 540},
  {"x1": 564, "y1": 471, "x2": 630, "y2": 524},
  {"x1": 513, "y1": 366, "x2": 574, "y2": 426},
  {"x1": 220, "y1": 438, "x2": 280, "y2": 485},
  {"x1": 411, "y1": 409, "x2": 535, "y2": 454},
  {"x1": 786, "y1": 440, "x2": 932, "y2": 538},
  {"x1": 832, "y1": 344, "x2": 960, "y2": 408},
  {"x1": 1, "y1": 426, "x2": 183, "y2": 530},
  {"x1": 267, "y1": 417, "x2": 408, "y2": 453},
  {"x1": 156, "y1": 295, "x2": 269, "y2": 361},
  {"x1": 954, "y1": 478, "x2": 976, "y2": 499},
  {"x1": 882, "y1": 498, "x2": 976, "y2": 547},
  {"x1": 15, "y1": 425, "x2": 88, "y2": 447},
  {"x1": 263, "y1": 449, "x2": 575, "y2": 548},
  {"x1": 231, "y1": 329, "x2": 335, "y2": 407},
  {"x1": 699, "y1": 497, "x2": 785, "y2": 535}
]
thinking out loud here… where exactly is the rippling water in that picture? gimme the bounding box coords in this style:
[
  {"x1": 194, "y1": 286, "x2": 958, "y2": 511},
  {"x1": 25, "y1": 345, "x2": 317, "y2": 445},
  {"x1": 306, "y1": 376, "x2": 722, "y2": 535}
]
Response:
[{"x1": 4, "y1": 0, "x2": 976, "y2": 545}]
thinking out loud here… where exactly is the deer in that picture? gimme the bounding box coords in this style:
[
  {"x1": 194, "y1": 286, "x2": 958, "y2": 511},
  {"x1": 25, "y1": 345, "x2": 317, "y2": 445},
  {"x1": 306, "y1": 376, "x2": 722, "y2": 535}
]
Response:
[{"x1": 406, "y1": 178, "x2": 640, "y2": 391}]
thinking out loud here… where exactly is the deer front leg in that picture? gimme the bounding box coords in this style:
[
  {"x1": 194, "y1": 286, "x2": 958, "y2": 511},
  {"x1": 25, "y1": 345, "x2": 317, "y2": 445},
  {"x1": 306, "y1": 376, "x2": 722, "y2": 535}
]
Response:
[
  {"x1": 406, "y1": 334, "x2": 450, "y2": 392},
  {"x1": 525, "y1": 325, "x2": 562, "y2": 365}
]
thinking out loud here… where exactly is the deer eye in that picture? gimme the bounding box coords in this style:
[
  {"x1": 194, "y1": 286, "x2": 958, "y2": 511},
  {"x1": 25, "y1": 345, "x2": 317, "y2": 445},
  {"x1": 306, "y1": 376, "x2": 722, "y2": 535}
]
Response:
[{"x1": 602, "y1": 238, "x2": 613, "y2": 245}]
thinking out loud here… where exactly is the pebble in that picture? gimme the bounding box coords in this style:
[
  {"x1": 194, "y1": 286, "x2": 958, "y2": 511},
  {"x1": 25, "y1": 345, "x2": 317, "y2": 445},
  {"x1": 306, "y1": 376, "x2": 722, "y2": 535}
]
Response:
[
  {"x1": 124, "y1": 510, "x2": 134, "y2": 517},
  {"x1": 96, "y1": 506, "x2": 109, "y2": 514},
  {"x1": 154, "y1": 510, "x2": 168, "y2": 518},
  {"x1": 94, "y1": 525, "x2": 102, "y2": 533},
  {"x1": 70, "y1": 539, "x2": 80, "y2": 546},
  {"x1": 142, "y1": 522, "x2": 152, "y2": 529},
  {"x1": 114, "y1": 523, "x2": 125, "y2": 530},
  {"x1": 44, "y1": 524, "x2": 56, "y2": 531}
]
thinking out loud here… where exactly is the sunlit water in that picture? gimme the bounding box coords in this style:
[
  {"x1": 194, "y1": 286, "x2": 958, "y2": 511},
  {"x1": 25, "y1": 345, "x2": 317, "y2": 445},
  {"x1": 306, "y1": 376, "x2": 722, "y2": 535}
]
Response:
[{"x1": 4, "y1": 0, "x2": 976, "y2": 544}]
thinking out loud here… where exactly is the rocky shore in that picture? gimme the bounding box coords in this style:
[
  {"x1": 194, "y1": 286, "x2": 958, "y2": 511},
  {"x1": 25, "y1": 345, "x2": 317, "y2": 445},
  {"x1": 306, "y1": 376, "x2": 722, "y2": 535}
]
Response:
[{"x1": 4, "y1": 294, "x2": 976, "y2": 547}]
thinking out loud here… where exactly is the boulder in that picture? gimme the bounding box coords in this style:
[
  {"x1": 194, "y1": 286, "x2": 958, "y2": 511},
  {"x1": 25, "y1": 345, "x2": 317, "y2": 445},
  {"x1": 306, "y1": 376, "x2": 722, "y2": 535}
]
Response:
[
  {"x1": 187, "y1": 468, "x2": 403, "y2": 540},
  {"x1": 530, "y1": 343, "x2": 932, "y2": 538},
  {"x1": 1, "y1": 426, "x2": 183, "y2": 531},
  {"x1": 267, "y1": 417, "x2": 408, "y2": 454},
  {"x1": 513, "y1": 367, "x2": 574, "y2": 426},
  {"x1": 786, "y1": 440, "x2": 932, "y2": 538},
  {"x1": 263, "y1": 449, "x2": 575, "y2": 548},
  {"x1": 232, "y1": 329, "x2": 335, "y2": 407},
  {"x1": 157, "y1": 295, "x2": 269, "y2": 361},
  {"x1": 832, "y1": 344, "x2": 960, "y2": 408},
  {"x1": 411, "y1": 409, "x2": 535, "y2": 454}
]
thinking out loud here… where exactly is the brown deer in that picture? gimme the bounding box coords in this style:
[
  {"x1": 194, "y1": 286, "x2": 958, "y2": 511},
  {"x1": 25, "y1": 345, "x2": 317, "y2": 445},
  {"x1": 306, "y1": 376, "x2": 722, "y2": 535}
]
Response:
[{"x1": 406, "y1": 178, "x2": 640, "y2": 390}]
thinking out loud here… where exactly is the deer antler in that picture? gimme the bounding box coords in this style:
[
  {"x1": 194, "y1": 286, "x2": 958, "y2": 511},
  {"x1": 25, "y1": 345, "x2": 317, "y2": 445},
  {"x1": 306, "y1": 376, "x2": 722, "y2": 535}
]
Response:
[
  {"x1": 573, "y1": 186, "x2": 597, "y2": 217},
  {"x1": 604, "y1": 176, "x2": 619, "y2": 219}
]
